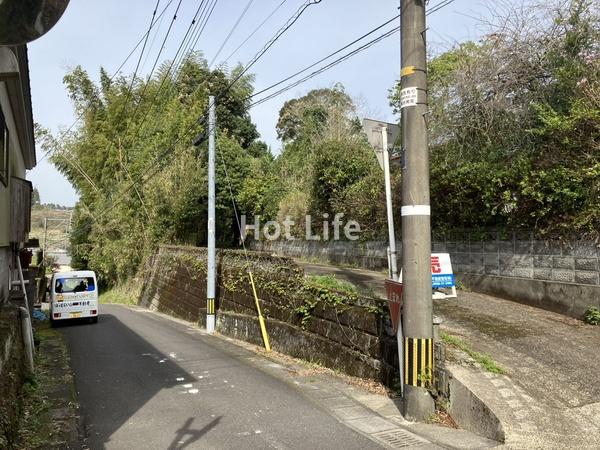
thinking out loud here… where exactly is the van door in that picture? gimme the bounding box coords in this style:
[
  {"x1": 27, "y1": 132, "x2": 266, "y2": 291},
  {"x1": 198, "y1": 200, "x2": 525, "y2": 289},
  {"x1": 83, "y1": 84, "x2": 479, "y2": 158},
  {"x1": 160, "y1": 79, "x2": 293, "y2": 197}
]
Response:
[{"x1": 52, "y1": 275, "x2": 98, "y2": 322}]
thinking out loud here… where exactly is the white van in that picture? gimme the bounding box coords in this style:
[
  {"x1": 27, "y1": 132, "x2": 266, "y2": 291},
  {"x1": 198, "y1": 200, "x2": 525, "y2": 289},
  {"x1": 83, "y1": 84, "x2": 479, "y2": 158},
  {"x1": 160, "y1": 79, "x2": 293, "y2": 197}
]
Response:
[{"x1": 49, "y1": 270, "x2": 99, "y2": 324}]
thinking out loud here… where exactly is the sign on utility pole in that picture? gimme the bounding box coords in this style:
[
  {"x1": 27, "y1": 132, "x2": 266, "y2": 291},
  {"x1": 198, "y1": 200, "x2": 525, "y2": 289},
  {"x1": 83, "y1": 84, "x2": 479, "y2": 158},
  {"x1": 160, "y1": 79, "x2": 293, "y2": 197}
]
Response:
[
  {"x1": 362, "y1": 118, "x2": 400, "y2": 279},
  {"x1": 206, "y1": 96, "x2": 216, "y2": 333},
  {"x1": 400, "y1": 0, "x2": 435, "y2": 419}
]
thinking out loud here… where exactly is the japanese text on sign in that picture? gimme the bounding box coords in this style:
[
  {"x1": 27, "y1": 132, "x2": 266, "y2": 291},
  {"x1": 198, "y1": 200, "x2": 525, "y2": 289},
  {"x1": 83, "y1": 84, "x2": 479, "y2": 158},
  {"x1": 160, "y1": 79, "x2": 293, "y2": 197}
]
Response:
[
  {"x1": 431, "y1": 253, "x2": 455, "y2": 288},
  {"x1": 400, "y1": 87, "x2": 418, "y2": 109}
]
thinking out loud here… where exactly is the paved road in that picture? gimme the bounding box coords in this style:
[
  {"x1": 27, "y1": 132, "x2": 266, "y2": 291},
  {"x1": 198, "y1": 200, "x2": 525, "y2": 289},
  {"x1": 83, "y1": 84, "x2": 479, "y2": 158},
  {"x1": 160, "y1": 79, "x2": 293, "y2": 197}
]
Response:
[{"x1": 61, "y1": 304, "x2": 383, "y2": 450}]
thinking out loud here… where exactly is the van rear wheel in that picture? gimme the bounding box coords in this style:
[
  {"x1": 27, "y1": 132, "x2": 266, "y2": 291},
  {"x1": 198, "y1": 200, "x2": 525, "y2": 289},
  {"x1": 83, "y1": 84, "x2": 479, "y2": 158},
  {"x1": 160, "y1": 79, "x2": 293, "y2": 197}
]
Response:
[{"x1": 89, "y1": 316, "x2": 98, "y2": 324}]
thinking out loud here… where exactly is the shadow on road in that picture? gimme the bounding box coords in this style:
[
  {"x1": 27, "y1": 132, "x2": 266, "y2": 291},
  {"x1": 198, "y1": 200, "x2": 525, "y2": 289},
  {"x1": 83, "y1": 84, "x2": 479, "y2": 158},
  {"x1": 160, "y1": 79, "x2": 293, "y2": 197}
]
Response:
[
  {"x1": 167, "y1": 416, "x2": 222, "y2": 450},
  {"x1": 59, "y1": 313, "x2": 219, "y2": 448}
]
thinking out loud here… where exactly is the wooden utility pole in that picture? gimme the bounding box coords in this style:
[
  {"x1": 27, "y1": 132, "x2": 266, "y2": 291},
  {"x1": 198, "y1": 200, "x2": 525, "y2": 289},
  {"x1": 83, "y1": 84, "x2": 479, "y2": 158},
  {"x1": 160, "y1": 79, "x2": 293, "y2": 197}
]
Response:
[{"x1": 399, "y1": 0, "x2": 435, "y2": 419}]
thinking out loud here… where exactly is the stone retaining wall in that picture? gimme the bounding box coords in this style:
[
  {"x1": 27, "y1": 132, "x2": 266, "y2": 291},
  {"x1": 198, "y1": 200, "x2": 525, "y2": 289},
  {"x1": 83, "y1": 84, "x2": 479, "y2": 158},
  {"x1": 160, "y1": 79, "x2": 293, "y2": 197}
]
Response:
[{"x1": 138, "y1": 245, "x2": 402, "y2": 386}]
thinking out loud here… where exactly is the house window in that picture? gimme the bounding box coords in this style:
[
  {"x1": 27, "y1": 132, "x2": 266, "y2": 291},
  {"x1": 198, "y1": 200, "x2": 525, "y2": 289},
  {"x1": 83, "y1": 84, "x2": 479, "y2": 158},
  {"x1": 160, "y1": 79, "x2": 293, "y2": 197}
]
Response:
[{"x1": 0, "y1": 106, "x2": 8, "y2": 186}]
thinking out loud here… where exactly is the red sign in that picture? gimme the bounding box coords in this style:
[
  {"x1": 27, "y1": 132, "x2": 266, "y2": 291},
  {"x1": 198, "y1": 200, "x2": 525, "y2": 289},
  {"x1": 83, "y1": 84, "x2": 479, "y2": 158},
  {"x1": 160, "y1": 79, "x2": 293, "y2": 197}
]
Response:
[
  {"x1": 384, "y1": 279, "x2": 403, "y2": 334},
  {"x1": 431, "y1": 256, "x2": 442, "y2": 273}
]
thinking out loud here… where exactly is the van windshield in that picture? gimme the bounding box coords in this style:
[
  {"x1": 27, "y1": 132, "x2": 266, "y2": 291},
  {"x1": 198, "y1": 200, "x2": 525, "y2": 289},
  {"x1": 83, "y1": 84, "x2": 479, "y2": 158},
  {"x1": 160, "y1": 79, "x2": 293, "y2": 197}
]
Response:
[{"x1": 55, "y1": 277, "x2": 96, "y2": 293}]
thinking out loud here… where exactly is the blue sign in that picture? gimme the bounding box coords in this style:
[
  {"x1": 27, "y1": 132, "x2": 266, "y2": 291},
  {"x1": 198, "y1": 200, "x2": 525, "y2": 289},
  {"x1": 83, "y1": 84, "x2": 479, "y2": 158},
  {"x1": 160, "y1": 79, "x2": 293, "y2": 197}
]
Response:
[{"x1": 432, "y1": 274, "x2": 455, "y2": 288}]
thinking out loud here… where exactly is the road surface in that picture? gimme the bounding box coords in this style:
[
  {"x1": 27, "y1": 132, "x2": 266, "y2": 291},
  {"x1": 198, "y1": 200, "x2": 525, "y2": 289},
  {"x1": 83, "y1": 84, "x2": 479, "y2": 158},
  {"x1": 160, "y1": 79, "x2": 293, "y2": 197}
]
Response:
[{"x1": 60, "y1": 304, "x2": 383, "y2": 450}]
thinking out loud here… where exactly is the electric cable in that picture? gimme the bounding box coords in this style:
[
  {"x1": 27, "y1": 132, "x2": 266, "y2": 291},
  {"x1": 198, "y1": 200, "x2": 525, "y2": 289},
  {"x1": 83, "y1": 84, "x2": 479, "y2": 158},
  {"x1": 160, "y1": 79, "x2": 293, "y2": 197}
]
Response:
[
  {"x1": 221, "y1": 0, "x2": 288, "y2": 66},
  {"x1": 209, "y1": 0, "x2": 255, "y2": 68},
  {"x1": 38, "y1": 0, "x2": 175, "y2": 166},
  {"x1": 91, "y1": 0, "x2": 322, "y2": 221}
]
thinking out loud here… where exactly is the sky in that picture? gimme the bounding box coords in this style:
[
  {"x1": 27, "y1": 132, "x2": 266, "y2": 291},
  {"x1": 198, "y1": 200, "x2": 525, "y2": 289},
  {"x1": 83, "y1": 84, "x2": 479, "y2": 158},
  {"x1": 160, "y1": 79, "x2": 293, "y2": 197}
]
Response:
[{"x1": 26, "y1": 0, "x2": 493, "y2": 206}]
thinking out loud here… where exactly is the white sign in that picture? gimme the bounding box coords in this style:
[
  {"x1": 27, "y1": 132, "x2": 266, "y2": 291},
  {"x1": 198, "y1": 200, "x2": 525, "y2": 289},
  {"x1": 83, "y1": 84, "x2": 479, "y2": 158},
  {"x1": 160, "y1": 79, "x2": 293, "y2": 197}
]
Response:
[
  {"x1": 398, "y1": 253, "x2": 457, "y2": 299},
  {"x1": 400, "y1": 87, "x2": 418, "y2": 109},
  {"x1": 430, "y1": 253, "x2": 454, "y2": 288}
]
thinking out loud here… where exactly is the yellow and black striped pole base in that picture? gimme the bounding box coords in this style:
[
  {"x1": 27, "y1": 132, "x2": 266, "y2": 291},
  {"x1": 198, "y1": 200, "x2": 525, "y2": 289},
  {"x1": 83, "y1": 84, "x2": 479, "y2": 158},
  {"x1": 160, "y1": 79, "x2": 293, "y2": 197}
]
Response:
[
  {"x1": 404, "y1": 337, "x2": 434, "y2": 388},
  {"x1": 207, "y1": 298, "x2": 215, "y2": 315}
]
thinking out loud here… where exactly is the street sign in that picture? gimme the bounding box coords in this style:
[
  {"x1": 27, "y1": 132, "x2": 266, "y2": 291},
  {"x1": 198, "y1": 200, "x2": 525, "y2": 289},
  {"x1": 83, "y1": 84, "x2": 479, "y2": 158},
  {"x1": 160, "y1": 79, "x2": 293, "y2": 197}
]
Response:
[
  {"x1": 362, "y1": 118, "x2": 400, "y2": 170},
  {"x1": 384, "y1": 279, "x2": 403, "y2": 334}
]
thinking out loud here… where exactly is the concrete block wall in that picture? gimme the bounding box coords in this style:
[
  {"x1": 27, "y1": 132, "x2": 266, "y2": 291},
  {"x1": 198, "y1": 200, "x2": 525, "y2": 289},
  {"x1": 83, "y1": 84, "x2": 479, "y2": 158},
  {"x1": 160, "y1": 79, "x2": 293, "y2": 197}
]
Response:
[{"x1": 434, "y1": 233, "x2": 600, "y2": 287}]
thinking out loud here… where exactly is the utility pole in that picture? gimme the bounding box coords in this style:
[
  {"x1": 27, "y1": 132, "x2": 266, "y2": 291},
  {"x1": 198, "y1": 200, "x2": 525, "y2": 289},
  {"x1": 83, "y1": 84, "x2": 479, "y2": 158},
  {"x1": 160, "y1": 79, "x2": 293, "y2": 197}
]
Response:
[
  {"x1": 42, "y1": 217, "x2": 48, "y2": 270},
  {"x1": 400, "y1": 0, "x2": 435, "y2": 419},
  {"x1": 206, "y1": 96, "x2": 216, "y2": 334},
  {"x1": 381, "y1": 126, "x2": 398, "y2": 280}
]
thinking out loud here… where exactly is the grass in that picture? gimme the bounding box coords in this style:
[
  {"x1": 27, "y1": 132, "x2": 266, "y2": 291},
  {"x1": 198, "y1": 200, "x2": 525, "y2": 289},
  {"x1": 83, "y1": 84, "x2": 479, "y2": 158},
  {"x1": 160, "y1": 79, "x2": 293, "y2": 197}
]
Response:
[
  {"x1": 99, "y1": 279, "x2": 142, "y2": 306},
  {"x1": 441, "y1": 331, "x2": 506, "y2": 374},
  {"x1": 306, "y1": 274, "x2": 358, "y2": 294},
  {"x1": 16, "y1": 322, "x2": 78, "y2": 448}
]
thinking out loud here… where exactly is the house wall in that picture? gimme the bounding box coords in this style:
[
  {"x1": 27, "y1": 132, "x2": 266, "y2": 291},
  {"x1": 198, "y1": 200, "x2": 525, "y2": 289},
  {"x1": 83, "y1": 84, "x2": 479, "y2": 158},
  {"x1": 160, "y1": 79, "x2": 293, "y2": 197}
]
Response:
[{"x1": 0, "y1": 81, "x2": 27, "y2": 249}]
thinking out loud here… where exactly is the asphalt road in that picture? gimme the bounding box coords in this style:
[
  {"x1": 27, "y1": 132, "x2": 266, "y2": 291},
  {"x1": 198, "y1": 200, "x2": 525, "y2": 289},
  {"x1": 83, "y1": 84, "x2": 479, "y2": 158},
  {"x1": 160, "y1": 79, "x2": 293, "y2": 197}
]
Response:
[{"x1": 60, "y1": 304, "x2": 383, "y2": 450}]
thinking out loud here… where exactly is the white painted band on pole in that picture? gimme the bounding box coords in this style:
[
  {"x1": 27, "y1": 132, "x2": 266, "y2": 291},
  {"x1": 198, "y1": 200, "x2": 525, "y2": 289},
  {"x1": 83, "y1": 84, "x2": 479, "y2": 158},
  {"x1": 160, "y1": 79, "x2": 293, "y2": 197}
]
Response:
[
  {"x1": 401, "y1": 205, "x2": 431, "y2": 216},
  {"x1": 206, "y1": 314, "x2": 215, "y2": 334}
]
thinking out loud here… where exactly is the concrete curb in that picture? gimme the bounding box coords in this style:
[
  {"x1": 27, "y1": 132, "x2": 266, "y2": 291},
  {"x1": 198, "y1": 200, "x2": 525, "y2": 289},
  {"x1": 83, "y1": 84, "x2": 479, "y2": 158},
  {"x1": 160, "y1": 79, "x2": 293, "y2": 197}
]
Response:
[{"x1": 445, "y1": 364, "x2": 505, "y2": 442}]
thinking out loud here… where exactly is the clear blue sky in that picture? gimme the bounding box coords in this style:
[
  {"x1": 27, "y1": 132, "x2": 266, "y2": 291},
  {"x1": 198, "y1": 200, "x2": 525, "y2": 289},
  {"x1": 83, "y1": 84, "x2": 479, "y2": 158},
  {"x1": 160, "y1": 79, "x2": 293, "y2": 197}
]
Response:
[{"x1": 27, "y1": 0, "x2": 491, "y2": 206}]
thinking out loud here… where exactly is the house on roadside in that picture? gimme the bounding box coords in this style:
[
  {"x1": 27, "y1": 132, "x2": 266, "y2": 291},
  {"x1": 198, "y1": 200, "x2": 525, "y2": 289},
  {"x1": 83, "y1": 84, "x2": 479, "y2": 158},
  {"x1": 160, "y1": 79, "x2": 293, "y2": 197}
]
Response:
[
  {"x1": 0, "y1": 44, "x2": 35, "y2": 306},
  {"x1": 1, "y1": 2, "x2": 71, "y2": 444}
]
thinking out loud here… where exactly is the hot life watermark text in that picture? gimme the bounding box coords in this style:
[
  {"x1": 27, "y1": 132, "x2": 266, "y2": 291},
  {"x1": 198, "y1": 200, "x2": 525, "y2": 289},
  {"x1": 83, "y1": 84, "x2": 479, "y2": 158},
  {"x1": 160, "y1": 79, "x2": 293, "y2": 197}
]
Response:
[{"x1": 241, "y1": 214, "x2": 361, "y2": 241}]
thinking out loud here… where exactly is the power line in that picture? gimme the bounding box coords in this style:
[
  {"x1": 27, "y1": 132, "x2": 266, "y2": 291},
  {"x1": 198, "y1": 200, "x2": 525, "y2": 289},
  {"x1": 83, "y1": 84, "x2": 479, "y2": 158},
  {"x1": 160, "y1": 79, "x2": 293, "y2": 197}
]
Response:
[
  {"x1": 122, "y1": 0, "x2": 214, "y2": 150},
  {"x1": 169, "y1": 0, "x2": 211, "y2": 77},
  {"x1": 248, "y1": 27, "x2": 400, "y2": 108},
  {"x1": 226, "y1": 0, "x2": 322, "y2": 90},
  {"x1": 247, "y1": 0, "x2": 456, "y2": 108},
  {"x1": 209, "y1": 0, "x2": 255, "y2": 68},
  {"x1": 38, "y1": 0, "x2": 175, "y2": 164},
  {"x1": 250, "y1": 13, "x2": 400, "y2": 101},
  {"x1": 185, "y1": 0, "x2": 219, "y2": 60},
  {"x1": 91, "y1": 0, "x2": 323, "y2": 222},
  {"x1": 222, "y1": 0, "x2": 288, "y2": 66},
  {"x1": 126, "y1": 0, "x2": 184, "y2": 128},
  {"x1": 116, "y1": 0, "x2": 162, "y2": 122}
]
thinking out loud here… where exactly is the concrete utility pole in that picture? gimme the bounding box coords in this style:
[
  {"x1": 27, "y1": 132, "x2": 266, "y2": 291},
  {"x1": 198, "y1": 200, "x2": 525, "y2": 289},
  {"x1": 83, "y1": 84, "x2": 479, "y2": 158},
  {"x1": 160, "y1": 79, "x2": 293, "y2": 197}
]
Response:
[
  {"x1": 400, "y1": 0, "x2": 435, "y2": 419},
  {"x1": 206, "y1": 96, "x2": 216, "y2": 334}
]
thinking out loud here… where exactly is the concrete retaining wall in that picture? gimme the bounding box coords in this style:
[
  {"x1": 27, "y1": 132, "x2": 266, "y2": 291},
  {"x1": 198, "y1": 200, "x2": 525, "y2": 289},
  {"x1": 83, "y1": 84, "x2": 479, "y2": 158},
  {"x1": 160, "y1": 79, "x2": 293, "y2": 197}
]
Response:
[{"x1": 251, "y1": 236, "x2": 600, "y2": 319}]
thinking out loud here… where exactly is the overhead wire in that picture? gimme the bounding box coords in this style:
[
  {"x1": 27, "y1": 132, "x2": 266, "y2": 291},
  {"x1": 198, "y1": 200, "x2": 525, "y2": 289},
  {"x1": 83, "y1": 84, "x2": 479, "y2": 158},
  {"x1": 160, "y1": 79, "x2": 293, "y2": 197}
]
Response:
[
  {"x1": 91, "y1": 0, "x2": 322, "y2": 222},
  {"x1": 124, "y1": 0, "x2": 216, "y2": 145},
  {"x1": 247, "y1": 0, "x2": 457, "y2": 108},
  {"x1": 169, "y1": 0, "x2": 212, "y2": 78},
  {"x1": 221, "y1": 0, "x2": 288, "y2": 66},
  {"x1": 209, "y1": 0, "x2": 255, "y2": 68},
  {"x1": 115, "y1": 0, "x2": 162, "y2": 121},
  {"x1": 38, "y1": 0, "x2": 175, "y2": 164},
  {"x1": 125, "y1": 0, "x2": 184, "y2": 128}
]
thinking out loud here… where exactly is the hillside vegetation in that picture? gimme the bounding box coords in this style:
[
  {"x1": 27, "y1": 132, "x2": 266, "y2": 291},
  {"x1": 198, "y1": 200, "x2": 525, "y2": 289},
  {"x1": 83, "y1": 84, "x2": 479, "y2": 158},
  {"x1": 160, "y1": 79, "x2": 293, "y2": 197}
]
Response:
[{"x1": 41, "y1": 0, "x2": 599, "y2": 285}]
